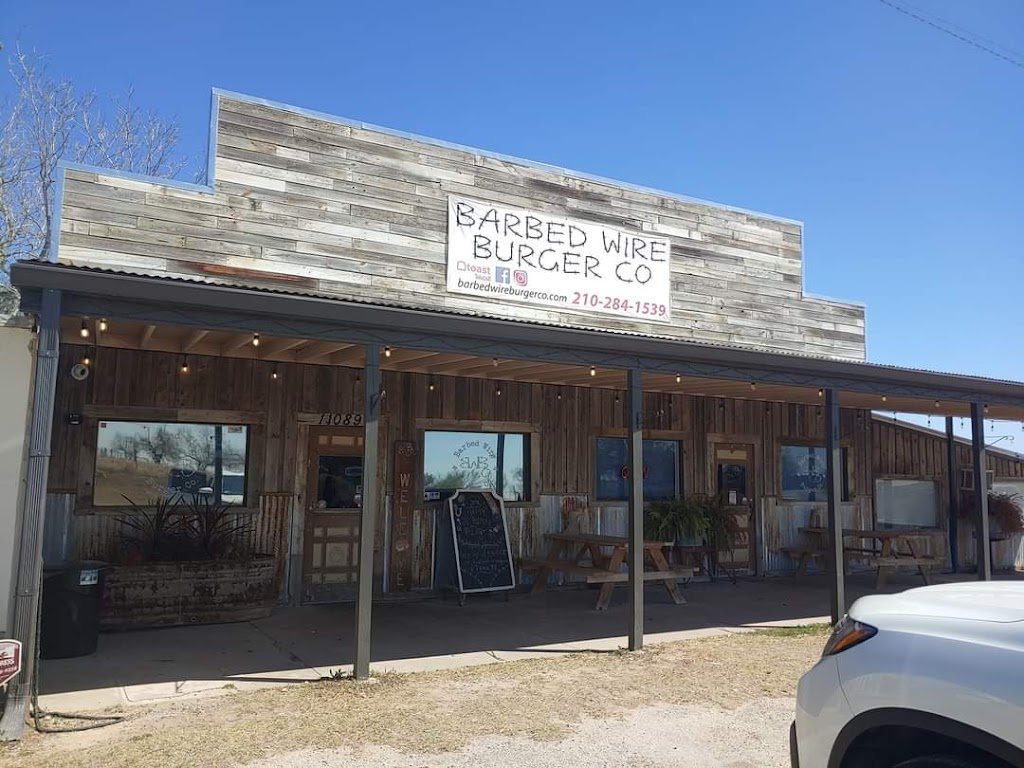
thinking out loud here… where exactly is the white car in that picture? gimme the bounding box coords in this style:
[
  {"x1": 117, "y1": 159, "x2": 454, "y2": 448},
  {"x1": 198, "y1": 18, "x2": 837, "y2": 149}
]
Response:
[{"x1": 792, "y1": 582, "x2": 1024, "y2": 768}]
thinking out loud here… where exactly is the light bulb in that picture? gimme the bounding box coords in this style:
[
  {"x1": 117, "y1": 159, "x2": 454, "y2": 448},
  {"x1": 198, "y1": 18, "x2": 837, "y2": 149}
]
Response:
[
  {"x1": 384, "y1": 346, "x2": 392, "y2": 358},
  {"x1": 98, "y1": 318, "x2": 108, "y2": 332},
  {"x1": 79, "y1": 320, "x2": 90, "y2": 339},
  {"x1": 589, "y1": 366, "x2": 596, "y2": 377},
  {"x1": 252, "y1": 333, "x2": 260, "y2": 347}
]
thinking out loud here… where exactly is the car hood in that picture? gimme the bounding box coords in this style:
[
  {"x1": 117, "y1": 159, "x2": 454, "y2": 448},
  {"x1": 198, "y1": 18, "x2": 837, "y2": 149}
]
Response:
[{"x1": 850, "y1": 582, "x2": 1024, "y2": 624}]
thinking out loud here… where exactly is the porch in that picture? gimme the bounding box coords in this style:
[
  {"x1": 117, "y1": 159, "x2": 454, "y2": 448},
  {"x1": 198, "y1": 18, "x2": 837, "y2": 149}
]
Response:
[{"x1": 35, "y1": 570, "x2": 1022, "y2": 714}]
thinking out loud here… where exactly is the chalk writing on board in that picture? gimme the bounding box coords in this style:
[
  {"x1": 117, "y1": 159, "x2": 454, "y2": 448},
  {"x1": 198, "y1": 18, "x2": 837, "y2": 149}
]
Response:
[{"x1": 448, "y1": 490, "x2": 515, "y2": 593}]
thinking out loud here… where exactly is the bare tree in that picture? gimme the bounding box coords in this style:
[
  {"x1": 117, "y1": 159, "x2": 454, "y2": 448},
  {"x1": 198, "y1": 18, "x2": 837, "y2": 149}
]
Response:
[{"x1": 0, "y1": 43, "x2": 190, "y2": 275}]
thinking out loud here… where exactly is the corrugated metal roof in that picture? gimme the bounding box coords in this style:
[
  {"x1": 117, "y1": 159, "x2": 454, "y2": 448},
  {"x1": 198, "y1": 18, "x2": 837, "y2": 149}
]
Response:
[{"x1": 22, "y1": 260, "x2": 1024, "y2": 389}]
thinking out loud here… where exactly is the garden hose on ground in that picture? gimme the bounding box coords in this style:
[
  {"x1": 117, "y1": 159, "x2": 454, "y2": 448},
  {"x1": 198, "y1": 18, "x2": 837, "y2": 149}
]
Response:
[{"x1": 28, "y1": 574, "x2": 124, "y2": 733}]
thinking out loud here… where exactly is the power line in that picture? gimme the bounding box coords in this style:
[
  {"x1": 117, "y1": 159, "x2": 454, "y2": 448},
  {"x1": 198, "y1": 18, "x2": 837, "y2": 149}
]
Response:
[{"x1": 877, "y1": 0, "x2": 1024, "y2": 71}]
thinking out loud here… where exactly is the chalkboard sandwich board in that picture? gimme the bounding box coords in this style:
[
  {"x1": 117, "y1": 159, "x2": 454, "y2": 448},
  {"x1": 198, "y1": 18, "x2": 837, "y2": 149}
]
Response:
[{"x1": 439, "y1": 489, "x2": 515, "y2": 597}]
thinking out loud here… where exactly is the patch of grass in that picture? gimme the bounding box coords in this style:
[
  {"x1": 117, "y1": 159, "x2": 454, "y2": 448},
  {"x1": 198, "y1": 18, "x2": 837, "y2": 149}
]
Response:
[
  {"x1": 752, "y1": 623, "x2": 831, "y2": 638},
  {"x1": 5, "y1": 629, "x2": 827, "y2": 768}
]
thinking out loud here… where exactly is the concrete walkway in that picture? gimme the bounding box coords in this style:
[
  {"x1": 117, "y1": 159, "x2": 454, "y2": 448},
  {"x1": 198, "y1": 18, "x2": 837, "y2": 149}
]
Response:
[{"x1": 34, "y1": 572, "x2": 936, "y2": 712}]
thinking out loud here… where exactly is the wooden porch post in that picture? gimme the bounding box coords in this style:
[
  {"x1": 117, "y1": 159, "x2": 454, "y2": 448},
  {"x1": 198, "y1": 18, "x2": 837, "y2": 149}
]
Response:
[
  {"x1": 0, "y1": 289, "x2": 61, "y2": 741},
  {"x1": 945, "y1": 416, "x2": 959, "y2": 572},
  {"x1": 824, "y1": 388, "x2": 846, "y2": 625},
  {"x1": 627, "y1": 368, "x2": 644, "y2": 651},
  {"x1": 354, "y1": 344, "x2": 381, "y2": 679},
  {"x1": 970, "y1": 402, "x2": 991, "y2": 581}
]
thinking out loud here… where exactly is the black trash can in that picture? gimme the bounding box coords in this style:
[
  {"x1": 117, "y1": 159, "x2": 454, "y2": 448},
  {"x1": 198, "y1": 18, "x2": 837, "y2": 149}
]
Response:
[{"x1": 40, "y1": 561, "x2": 107, "y2": 659}]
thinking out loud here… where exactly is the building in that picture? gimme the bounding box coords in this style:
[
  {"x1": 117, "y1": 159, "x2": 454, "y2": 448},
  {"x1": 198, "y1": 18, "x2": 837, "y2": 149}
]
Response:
[{"x1": 4, "y1": 91, "x2": 1024, "y2": 725}]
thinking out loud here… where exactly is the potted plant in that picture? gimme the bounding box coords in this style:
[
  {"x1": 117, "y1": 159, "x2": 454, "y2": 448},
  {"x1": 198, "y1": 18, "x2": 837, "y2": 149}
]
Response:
[
  {"x1": 644, "y1": 496, "x2": 709, "y2": 545},
  {"x1": 959, "y1": 491, "x2": 1024, "y2": 538},
  {"x1": 104, "y1": 495, "x2": 274, "y2": 630}
]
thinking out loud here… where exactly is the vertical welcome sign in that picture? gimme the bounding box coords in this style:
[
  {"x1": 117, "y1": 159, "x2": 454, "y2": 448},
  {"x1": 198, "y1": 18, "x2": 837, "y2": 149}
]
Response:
[
  {"x1": 390, "y1": 441, "x2": 417, "y2": 591},
  {"x1": 446, "y1": 196, "x2": 672, "y2": 322}
]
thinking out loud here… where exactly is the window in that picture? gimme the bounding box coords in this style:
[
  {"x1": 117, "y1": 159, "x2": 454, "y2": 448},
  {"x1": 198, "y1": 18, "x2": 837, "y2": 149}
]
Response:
[
  {"x1": 94, "y1": 420, "x2": 249, "y2": 506},
  {"x1": 423, "y1": 431, "x2": 529, "y2": 502},
  {"x1": 780, "y1": 444, "x2": 849, "y2": 502},
  {"x1": 875, "y1": 478, "x2": 938, "y2": 528},
  {"x1": 316, "y1": 456, "x2": 364, "y2": 509},
  {"x1": 595, "y1": 438, "x2": 680, "y2": 502}
]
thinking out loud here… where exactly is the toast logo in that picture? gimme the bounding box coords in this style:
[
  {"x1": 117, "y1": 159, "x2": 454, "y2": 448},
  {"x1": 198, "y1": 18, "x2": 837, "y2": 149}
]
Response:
[
  {"x1": 513, "y1": 270, "x2": 528, "y2": 286},
  {"x1": 494, "y1": 267, "x2": 511, "y2": 285}
]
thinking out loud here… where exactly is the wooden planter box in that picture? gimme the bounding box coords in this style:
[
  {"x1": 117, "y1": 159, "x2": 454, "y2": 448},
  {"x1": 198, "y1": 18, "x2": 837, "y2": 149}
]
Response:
[{"x1": 100, "y1": 556, "x2": 278, "y2": 631}]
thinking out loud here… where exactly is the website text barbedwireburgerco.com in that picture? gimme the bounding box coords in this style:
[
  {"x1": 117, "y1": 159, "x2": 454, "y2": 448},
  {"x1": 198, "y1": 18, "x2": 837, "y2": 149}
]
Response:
[{"x1": 457, "y1": 278, "x2": 568, "y2": 304}]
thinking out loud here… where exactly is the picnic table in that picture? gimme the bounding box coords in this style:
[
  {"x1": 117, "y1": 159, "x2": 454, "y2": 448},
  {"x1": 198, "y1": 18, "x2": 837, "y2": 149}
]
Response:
[
  {"x1": 521, "y1": 531, "x2": 695, "y2": 611},
  {"x1": 791, "y1": 527, "x2": 942, "y2": 588}
]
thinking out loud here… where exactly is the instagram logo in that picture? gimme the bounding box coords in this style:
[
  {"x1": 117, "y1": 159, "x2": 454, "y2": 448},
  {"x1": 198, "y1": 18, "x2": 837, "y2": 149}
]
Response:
[{"x1": 513, "y1": 270, "x2": 528, "y2": 286}]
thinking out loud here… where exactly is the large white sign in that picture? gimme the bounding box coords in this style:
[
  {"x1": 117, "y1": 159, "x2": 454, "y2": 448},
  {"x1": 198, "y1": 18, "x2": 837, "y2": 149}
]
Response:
[{"x1": 446, "y1": 197, "x2": 672, "y2": 322}]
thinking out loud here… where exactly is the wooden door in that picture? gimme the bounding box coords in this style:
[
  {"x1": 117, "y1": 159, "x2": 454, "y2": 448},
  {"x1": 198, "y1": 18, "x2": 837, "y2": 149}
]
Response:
[
  {"x1": 713, "y1": 444, "x2": 757, "y2": 574},
  {"x1": 302, "y1": 427, "x2": 364, "y2": 604}
]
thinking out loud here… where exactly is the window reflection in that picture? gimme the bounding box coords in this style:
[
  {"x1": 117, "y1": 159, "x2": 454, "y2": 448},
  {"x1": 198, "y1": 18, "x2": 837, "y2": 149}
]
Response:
[{"x1": 94, "y1": 421, "x2": 249, "y2": 506}]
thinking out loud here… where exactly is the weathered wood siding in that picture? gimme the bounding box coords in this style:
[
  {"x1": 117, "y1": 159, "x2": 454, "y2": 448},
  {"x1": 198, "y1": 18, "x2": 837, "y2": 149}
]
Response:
[
  {"x1": 49, "y1": 344, "x2": 919, "y2": 594},
  {"x1": 57, "y1": 93, "x2": 866, "y2": 360},
  {"x1": 871, "y1": 418, "x2": 1024, "y2": 570}
]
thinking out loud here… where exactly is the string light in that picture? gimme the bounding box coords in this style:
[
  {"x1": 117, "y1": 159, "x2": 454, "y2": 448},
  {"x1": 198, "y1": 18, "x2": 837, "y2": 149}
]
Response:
[
  {"x1": 675, "y1": 374, "x2": 682, "y2": 384},
  {"x1": 817, "y1": 388, "x2": 824, "y2": 398},
  {"x1": 98, "y1": 318, "x2": 108, "y2": 333},
  {"x1": 882, "y1": 395, "x2": 888, "y2": 403},
  {"x1": 495, "y1": 383, "x2": 502, "y2": 396},
  {"x1": 492, "y1": 357, "x2": 499, "y2": 367},
  {"x1": 934, "y1": 400, "x2": 940, "y2": 409},
  {"x1": 614, "y1": 393, "x2": 620, "y2": 405},
  {"x1": 79, "y1": 320, "x2": 90, "y2": 339},
  {"x1": 81, "y1": 349, "x2": 92, "y2": 366},
  {"x1": 428, "y1": 379, "x2": 435, "y2": 392},
  {"x1": 271, "y1": 368, "x2": 279, "y2": 381},
  {"x1": 180, "y1": 355, "x2": 190, "y2": 374},
  {"x1": 590, "y1": 366, "x2": 596, "y2": 377},
  {"x1": 384, "y1": 346, "x2": 392, "y2": 358},
  {"x1": 750, "y1": 382, "x2": 757, "y2": 391},
  {"x1": 252, "y1": 333, "x2": 260, "y2": 348},
  {"x1": 983, "y1": 404, "x2": 990, "y2": 415},
  {"x1": 556, "y1": 387, "x2": 562, "y2": 401}
]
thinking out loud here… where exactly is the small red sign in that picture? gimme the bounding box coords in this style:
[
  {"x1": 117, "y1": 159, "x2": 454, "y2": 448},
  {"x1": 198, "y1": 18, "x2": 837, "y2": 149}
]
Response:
[{"x1": 0, "y1": 640, "x2": 22, "y2": 687}]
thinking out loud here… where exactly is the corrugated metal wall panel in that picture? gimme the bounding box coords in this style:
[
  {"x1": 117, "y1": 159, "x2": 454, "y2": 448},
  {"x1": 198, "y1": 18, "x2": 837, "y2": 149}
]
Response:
[{"x1": 41, "y1": 493, "x2": 75, "y2": 563}]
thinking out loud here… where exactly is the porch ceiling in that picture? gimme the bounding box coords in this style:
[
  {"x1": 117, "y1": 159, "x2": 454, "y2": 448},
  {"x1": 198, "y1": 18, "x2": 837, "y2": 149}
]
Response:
[{"x1": 59, "y1": 316, "x2": 1024, "y2": 421}]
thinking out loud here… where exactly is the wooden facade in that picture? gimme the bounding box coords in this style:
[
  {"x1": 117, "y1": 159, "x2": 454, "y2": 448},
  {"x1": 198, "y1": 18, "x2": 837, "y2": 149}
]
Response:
[
  {"x1": 47, "y1": 343, "x2": 1024, "y2": 601},
  {"x1": 56, "y1": 93, "x2": 865, "y2": 360},
  {"x1": 30, "y1": 90, "x2": 1024, "y2": 609}
]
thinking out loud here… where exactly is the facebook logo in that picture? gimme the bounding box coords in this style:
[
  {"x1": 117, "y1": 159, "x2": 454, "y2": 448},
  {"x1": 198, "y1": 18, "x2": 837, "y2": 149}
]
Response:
[{"x1": 495, "y1": 267, "x2": 511, "y2": 284}]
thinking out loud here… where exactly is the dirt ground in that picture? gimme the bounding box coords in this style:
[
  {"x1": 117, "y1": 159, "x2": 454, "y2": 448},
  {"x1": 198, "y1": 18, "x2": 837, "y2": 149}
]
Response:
[{"x1": 0, "y1": 625, "x2": 829, "y2": 768}]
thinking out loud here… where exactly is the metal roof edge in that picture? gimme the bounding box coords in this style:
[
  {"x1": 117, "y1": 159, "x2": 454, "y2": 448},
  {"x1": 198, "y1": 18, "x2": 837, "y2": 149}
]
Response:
[{"x1": 12, "y1": 262, "x2": 1024, "y2": 409}]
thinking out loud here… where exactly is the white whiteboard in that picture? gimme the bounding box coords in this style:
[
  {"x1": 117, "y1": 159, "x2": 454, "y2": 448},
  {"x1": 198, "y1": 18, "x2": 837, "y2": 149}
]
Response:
[{"x1": 875, "y1": 479, "x2": 938, "y2": 528}]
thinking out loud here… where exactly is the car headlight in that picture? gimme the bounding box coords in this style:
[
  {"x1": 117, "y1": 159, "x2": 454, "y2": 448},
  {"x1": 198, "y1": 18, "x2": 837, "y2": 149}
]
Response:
[{"x1": 822, "y1": 616, "x2": 877, "y2": 656}]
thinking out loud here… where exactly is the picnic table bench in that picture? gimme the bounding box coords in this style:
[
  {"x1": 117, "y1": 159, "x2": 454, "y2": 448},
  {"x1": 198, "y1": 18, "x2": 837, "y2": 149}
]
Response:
[
  {"x1": 797, "y1": 527, "x2": 942, "y2": 588},
  {"x1": 521, "y1": 531, "x2": 695, "y2": 611}
]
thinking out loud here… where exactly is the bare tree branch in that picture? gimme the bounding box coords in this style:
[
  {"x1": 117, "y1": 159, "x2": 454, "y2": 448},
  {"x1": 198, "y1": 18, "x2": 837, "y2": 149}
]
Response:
[{"x1": 0, "y1": 43, "x2": 191, "y2": 276}]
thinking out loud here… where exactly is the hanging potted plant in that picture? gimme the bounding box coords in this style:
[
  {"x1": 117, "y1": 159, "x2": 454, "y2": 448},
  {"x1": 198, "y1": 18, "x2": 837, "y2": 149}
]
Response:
[{"x1": 959, "y1": 491, "x2": 1024, "y2": 538}]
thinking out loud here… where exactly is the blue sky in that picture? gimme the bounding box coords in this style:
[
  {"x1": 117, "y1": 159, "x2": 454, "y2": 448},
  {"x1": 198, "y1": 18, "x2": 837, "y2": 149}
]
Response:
[{"x1": 3, "y1": 1, "x2": 1022, "y2": 424}]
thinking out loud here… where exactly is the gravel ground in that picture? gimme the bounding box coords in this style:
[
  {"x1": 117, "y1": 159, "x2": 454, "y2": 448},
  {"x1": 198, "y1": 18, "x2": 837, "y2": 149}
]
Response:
[
  {"x1": 2, "y1": 626, "x2": 825, "y2": 768},
  {"x1": 255, "y1": 699, "x2": 795, "y2": 768}
]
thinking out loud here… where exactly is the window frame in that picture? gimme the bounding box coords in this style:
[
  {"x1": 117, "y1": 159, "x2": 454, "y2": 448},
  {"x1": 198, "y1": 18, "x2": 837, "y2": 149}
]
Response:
[
  {"x1": 778, "y1": 442, "x2": 852, "y2": 503},
  {"x1": 873, "y1": 475, "x2": 941, "y2": 529},
  {"x1": 77, "y1": 406, "x2": 262, "y2": 515},
  {"x1": 593, "y1": 435, "x2": 684, "y2": 503},
  {"x1": 417, "y1": 420, "x2": 539, "y2": 505},
  {"x1": 90, "y1": 417, "x2": 253, "y2": 510}
]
